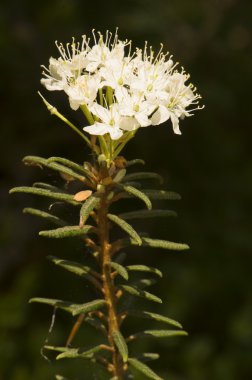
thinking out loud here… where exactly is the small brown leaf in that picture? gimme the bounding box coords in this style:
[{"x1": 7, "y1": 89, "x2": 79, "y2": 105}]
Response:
[
  {"x1": 114, "y1": 156, "x2": 127, "y2": 168},
  {"x1": 101, "y1": 177, "x2": 113, "y2": 185},
  {"x1": 74, "y1": 190, "x2": 92, "y2": 202}
]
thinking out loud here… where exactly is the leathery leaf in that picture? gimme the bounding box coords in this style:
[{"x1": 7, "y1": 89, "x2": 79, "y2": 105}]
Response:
[
  {"x1": 112, "y1": 330, "x2": 128, "y2": 363},
  {"x1": 110, "y1": 262, "x2": 129, "y2": 280},
  {"x1": 128, "y1": 358, "x2": 164, "y2": 380},
  {"x1": 80, "y1": 195, "x2": 100, "y2": 225},
  {"x1": 39, "y1": 225, "x2": 95, "y2": 238},
  {"x1": 9, "y1": 186, "x2": 79, "y2": 205},
  {"x1": 122, "y1": 172, "x2": 163, "y2": 184},
  {"x1": 23, "y1": 207, "x2": 67, "y2": 226},
  {"x1": 120, "y1": 285, "x2": 162, "y2": 304},
  {"x1": 116, "y1": 183, "x2": 152, "y2": 210},
  {"x1": 127, "y1": 310, "x2": 182, "y2": 329},
  {"x1": 108, "y1": 213, "x2": 142, "y2": 245},
  {"x1": 29, "y1": 298, "x2": 106, "y2": 316},
  {"x1": 126, "y1": 265, "x2": 162, "y2": 278},
  {"x1": 119, "y1": 209, "x2": 177, "y2": 220}
]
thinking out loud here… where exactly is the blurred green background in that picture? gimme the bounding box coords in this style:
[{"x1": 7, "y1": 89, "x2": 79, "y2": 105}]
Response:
[{"x1": 1, "y1": 0, "x2": 252, "y2": 379}]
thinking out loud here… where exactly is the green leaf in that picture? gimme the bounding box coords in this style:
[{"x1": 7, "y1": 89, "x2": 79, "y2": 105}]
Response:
[
  {"x1": 110, "y1": 262, "x2": 129, "y2": 280},
  {"x1": 126, "y1": 159, "x2": 145, "y2": 167},
  {"x1": 108, "y1": 214, "x2": 142, "y2": 245},
  {"x1": 134, "y1": 278, "x2": 156, "y2": 289},
  {"x1": 9, "y1": 186, "x2": 79, "y2": 205},
  {"x1": 46, "y1": 157, "x2": 96, "y2": 181},
  {"x1": 47, "y1": 256, "x2": 101, "y2": 289},
  {"x1": 128, "y1": 358, "x2": 164, "y2": 380},
  {"x1": 130, "y1": 329, "x2": 188, "y2": 340},
  {"x1": 47, "y1": 256, "x2": 98, "y2": 278},
  {"x1": 23, "y1": 208, "x2": 66, "y2": 226},
  {"x1": 55, "y1": 345, "x2": 103, "y2": 360},
  {"x1": 44, "y1": 346, "x2": 70, "y2": 353},
  {"x1": 127, "y1": 310, "x2": 182, "y2": 328},
  {"x1": 116, "y1": 184, "x2": 152, "y2": 210},
  {"x1": 120, "y1": 209, "x2": 177, "y2": 220},
  {"x1": 126, "y1": 265, "x2": 162, "y2": 278},
  {"x1": 116, "y1": 237, "x2": 189, "y2": 252},
  {"x1": 47, "y1": 161, "x2": 86, "y2": 182},
  {"x1": 80, "y1": 195, "x2": 100, "y2": 225},
  {"x1": 122, "y1": 172, "x2": 163, "y2": 184},
  {"x1": 23, "y1": 155, "x2": 48, "y2": 167},
  {"x1": 112, "y1": 330, "x2": 128, "y2": 363},
  {"x1": 84, "y1": 316, "x2": 107, "y2": 335},
  {"x1": 23, "y1": 156, "x2": 87, "y2": 182},
  {"x1": 141, "y1": 237, "x2": 189, "y2": 251},
  {"x1": 33, "y1": 182, "x2": 62, "y2": 192},
  {"x1": 113, "y1": 169, "x2": 126, "y2": 183},
  {"x1": 142, "y1": 189, "x2": 181, "y2": 200},
  {"x1": 120, "y1": 285, "x2": 162, "y2": 304},
  {"x1": 136, "y1": 353, "x2": 160, "y2": 363},
  {"x1": 29, "y1": 298, "x2": 106, "y2": 316},
  {"x1": 39, "y1": 225, "x2": 95, "y2": 238}
]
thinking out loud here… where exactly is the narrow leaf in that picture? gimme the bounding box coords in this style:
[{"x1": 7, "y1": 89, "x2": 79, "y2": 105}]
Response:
[
  {"x1": 47, "y1": 256, "x2": 98, "y2": 278},
  {"x1": 33, "y1": 182, "x2": 62, "y2": 192},
  {"x1": 143, "y1": 189, "x2": 181, "y2": 200},
  {"x1": 23, "y1": 155, "x2": 48, "y2": 167},
  {"x1": 134, "y1": 278, "x2": 157, "y2": 289},
  {"x1": 120, "y1": 285, "x2": 162, "y2": 304},
  {"x1": 116, "y1": 184, "x2": 152, "y2": 210},
  {"x1": 39, "y1": 225, "x2": 95, "y2": 238},
  {"x1": 80, "y1": 195, "x2": 100, "y2": 225},
  {"x1": 110, "y1": 262, "x2": 128, "y2": 280},
  {"x1": 46, "y1": 157, "x2": 96, "y2": 181},
  {"x1": 23, "y1": 208, "x2": 66, "y2": 226},
  {"x1": 141, "y1": 237, "x2": 189, "y2": 251},
  {"x1": 47, "y1": 256, "x2": 101, "y2": 290},
  {"x1": 113, "y1": 169, "x2": 126, "y2": 183},
  {"x1": 127, "y1": 310, "x2": 182, "y2": 328},
  {"x1": 116, "y1": 237, "x2": 189, "y2": 252},
  {"x1": 71, "y1": 299, "x2": 106, "y2": 316},
  {"x1": 47, "y1": 161, "x2": 86, "y2": 182},
  {"x1": 108, "y1": 214, "x2": 142, "y2": 245},
  {"x1": 131, "y1": 329, "x2": 188, "y2": 340},
  {"x1": 126, "y1": 159, "x2": 145, "y2": 167},
  {"x1": 120, "y1": 209, "x2": 177, "y2": 220},
  {"x1": 126, "y1": 265, "x2": 162, "y2": 278},
  {"x1": 136, "y1": 353, "x2": 160, "y2": 363},
  {"x1": 128, "y1": 358, "x2": 163, "y2": 380},
  {"x1": 9, "y1": 186, "x2": 79, "y2": 205},
  {"x1": 56, "y1": 345, "x2": 103, "y2": 360},
  {"x1": 112, "y1": 330, "x2": 128, "y2": 363},
  {"x1": 44, "y1": 346, "x2": 70, "y2": 353},
  {"x1": 23, "y1": 156, "x2": 87, "y2": 182},
  {"x1": 29, "y1": 298, "x2": 106, "y2": 316},
  {"x1": 123, "y1": 172, "x2": 163, "y2": 184}
]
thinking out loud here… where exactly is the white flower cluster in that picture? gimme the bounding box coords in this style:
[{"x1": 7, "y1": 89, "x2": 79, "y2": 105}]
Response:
[{"x1": 41, "y1": 31, "x2": 202, "y2": 140}]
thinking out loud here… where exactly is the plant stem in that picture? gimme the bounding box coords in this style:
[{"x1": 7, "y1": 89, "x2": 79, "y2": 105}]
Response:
[{"x1": 98, "y1": 186, "x2": 125, "y2": 379}]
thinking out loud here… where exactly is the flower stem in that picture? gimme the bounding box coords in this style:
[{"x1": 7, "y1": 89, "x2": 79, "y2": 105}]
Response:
[{"x1": 98, "y1": 184, "x2": 125, "y2": 379}]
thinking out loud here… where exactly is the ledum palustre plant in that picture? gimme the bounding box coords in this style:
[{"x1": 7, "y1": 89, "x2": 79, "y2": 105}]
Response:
[{"x1": 10, "y1": 30, "x2": 203, "y2": 380}]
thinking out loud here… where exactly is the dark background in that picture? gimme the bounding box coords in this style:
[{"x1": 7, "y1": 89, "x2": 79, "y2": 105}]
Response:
[{"x1": 1, "y1": 0, "x2": 252, "y2": 379}]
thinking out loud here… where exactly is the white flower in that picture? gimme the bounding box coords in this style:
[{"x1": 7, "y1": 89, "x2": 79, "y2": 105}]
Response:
[
  {"x1": 41, "y1": 30, "x2": 203, "y2": 140},
  {"x1": 65, "y1": 73, "x2": 100, "y2": 110},
  {"x1": 116, "y1": 87, "x2": 155, "y2": 128},
  {"x1": 85, "y1": 32, "x2": 125, "y2": 72},
  {"x1": 84, "y1": 103, "x2": 123, "y2": 140},
  {"x1": 41, "y1": 38, "x2": 88, "y2": 92},
  {"x1": 151, "y1": 72, "x2": 202, "y2": 134}
]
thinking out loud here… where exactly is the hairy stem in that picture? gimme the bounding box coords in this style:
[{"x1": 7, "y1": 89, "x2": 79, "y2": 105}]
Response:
[{"x1": 98, "y1": 187, "x2": 125, "y2": 379}]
